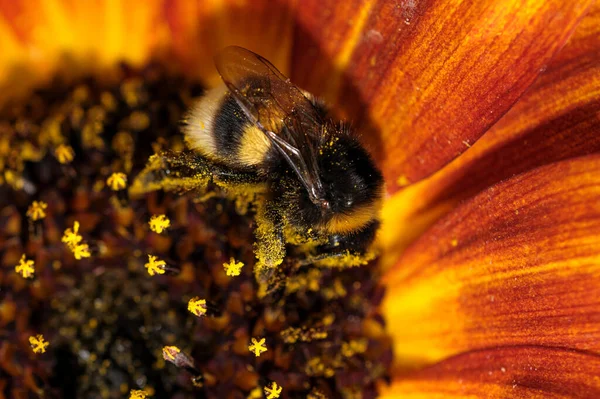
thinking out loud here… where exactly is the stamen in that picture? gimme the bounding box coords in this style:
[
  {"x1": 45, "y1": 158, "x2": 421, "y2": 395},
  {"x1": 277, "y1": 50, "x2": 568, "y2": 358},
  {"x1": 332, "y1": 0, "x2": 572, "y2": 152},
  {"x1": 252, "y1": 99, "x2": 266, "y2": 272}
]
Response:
[
  {"x1": 29, "y1": 335, "x2": 49, "y2": 354},
  {"x1": 223, "y1": 257, "x2": 245, "y2": 276},
  {"x1": 148, "y1": 214, "x2": 171, "y2": 233},
  {"x1": 26, "y1": 201, "x2": 47, "y2": 221},
  {"x1": 15, "y1": 254, "x2": 35, "y2": 279},
  {"x1": 248, "y1": 337, "x2": 268, "y2": 357}
]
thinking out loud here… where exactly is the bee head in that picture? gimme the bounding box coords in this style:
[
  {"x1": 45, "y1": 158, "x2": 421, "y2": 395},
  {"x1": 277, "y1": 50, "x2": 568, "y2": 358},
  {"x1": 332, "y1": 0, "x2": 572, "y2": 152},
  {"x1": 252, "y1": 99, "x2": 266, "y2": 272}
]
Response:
[{"x1": 286, "y1": 132, "x2": 384, "y2": 235}]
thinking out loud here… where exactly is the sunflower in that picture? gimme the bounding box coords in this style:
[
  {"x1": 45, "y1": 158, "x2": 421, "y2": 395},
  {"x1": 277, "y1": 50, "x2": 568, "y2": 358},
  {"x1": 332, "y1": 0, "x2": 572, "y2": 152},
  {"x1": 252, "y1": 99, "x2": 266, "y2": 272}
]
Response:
[{"x1": 1, "y1": 0, "x2": 599, "y2": 398}]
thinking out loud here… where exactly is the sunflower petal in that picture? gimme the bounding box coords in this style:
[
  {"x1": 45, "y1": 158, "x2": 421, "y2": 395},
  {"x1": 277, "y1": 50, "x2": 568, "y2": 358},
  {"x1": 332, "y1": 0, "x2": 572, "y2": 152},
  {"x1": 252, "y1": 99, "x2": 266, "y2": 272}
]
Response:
[
  {"x1": 378, "y1": 2, "x2": 600, "y2": 268},
  {"x1": 433, "y1": 2, "x2": 600, "y2": 202},
  {"x1": 0, "y1": 0, "x2": 297, "y2": 104},
  {"x1": 383, "y1": 156, "x2": 600, "y2": 369},
  {"x1": 0, "y1": 0, "x2": 169, "y2": 103},
  {"x1": 291, "y1": 0, "x2": 593, "y2": 191},
  {"x1": 380, "y1": 346, "x2": 600, "y2": 398},
  {"x1": 164, "y1": 0, "x2": 295, "y2": 86},
  {"x1": 0, "y1": 0, "x2": 169, "y2": 66}
]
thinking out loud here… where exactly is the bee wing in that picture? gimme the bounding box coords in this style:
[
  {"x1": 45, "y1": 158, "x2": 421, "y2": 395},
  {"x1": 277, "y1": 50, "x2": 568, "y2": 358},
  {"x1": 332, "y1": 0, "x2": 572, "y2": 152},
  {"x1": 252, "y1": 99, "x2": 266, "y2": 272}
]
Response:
[{"x1": 215, "y1": 46, "x2": 326, "y2": 205}]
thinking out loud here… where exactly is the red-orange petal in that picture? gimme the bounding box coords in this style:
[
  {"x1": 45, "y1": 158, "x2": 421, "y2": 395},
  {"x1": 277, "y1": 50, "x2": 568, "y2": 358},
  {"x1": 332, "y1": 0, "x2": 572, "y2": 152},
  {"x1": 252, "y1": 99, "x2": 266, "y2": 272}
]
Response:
[
  {"x1": 163, "y1": 0, "x2": 295, "y2": 86},
  {"x1": 0, "y1": 0, "x2": 295, "y2": 103},
  {"x1": 378, "y1": 2, "x2": 600, "y2": 269},
  {"x1": 383, "y1": 155, "x2": 600, "y2": 369},
  {"x1": 0, "y1": 0, "x2": 170, "y2": 103},
  {"x1": 435, "y1": 2, "x2": 600, "y2": 202},
  {"x1": 380, "y1": 346, "x2": 600, "y2": 398},
  {"x1": 291, "y1": 0, "x2": 593, "y2": 192}
]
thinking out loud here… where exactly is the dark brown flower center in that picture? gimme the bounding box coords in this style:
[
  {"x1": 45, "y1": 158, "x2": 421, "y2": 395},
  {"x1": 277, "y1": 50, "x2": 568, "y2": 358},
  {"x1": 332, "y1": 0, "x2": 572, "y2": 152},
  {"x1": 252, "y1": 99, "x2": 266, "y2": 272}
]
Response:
[{"x1": 0, "y1": 63, "x2": 392, "y2": 399}]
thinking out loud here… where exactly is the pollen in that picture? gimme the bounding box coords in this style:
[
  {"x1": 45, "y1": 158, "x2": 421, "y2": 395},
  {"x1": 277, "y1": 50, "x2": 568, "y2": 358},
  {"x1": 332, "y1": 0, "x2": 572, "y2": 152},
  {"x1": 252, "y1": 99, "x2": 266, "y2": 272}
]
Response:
[
  {"x1": 187, "y1": 297, "x2": 207, "y2": 317},
  {"x1": 55, "y1": 144, "x2": 75, "y2": 164},
  {"x1": 62, "y1": 220, "x2": 83, "y2": 248},
  {"x1": 72, "y1": 243, "x2": 92, "y2": 260},
  {"x1": 129, "y1": 390, "x2": 147, "y2": 399},
  {"x1": 145, "y1": 255, "x2": 167, "y2": 276},
  {"x1": 162, "y1": 346, "x2": 181, "y2": 361},
  {"x1": 341, "y1": 339, "x2": 368, "y2": 357},
  {"x1": 26, "y1": 200, "x2": 48, "y2": 221},
  {"x1": 149, "y1": 214, "x2": 171, "y2": 233},
  {"x1": 107, "y1": 172, "x2": 128, "y2": 191},
  {"x1": 248, "y1": 337, "x2": 267, "y2": 357},
  {"x1": 15, "y1": 254, "x2": 35, "y2": 279},
  {"x1": 29, "y1": 334, "x2": 49, "y2": 354},
  {"x1": 264, "y1": 382, "x2": 282, "y2": 399},
  {"x1": 223, "y1": 257, "x2": 244, "y2": 277}
]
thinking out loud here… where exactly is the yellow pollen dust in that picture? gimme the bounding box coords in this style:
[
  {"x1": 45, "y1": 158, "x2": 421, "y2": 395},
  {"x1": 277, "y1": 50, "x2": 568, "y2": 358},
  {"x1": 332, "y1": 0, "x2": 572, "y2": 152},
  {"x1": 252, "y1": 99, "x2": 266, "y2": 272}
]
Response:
[
  {"x1": 55, "y1": 144, "x2": 75, "y2": 164},
  {"x1": 29, "y1": 334, "x2": 49, "y2": 354},
  {"x1": 72, "y1": 243, "x2": 91, "y2": 260},
  {"x1": 107, "y1": 172, "x2": 128, "y2": 191},
  {"x1": 149, "y1": 214, "x2": 171, "y2": 234},
  {"x1": 264, "y1": 382, "x2": 282, "y2": 399},
  {"x1": 62, "y1": 221, "x2": 83, "y2": 248},
  {"x1": 62, "y1": 220, "x2": 91, "y2": 260},
  {"x1": 187, "y1": 297, "x2": 207, "y2": 317},
  {"x1": 341, "y1": 339, "x2": 368, "y2": 357},
  {"x1": 26, "y1": 201, "x2": 48, "y2": 221},
  {"x1": 162, "y1": 346, "x2": 180, "y2": 361},
  {"x1": 223, "y1": 258, "x2": 244, "y2": 277},
  {"x1": 145, "y1": 255, "x2": 167, "y2": 276},
  {"x1": 15, "y1": 254, "x2": 35, "y2": 279},
  {"x1": 248, "y1": 337, "x2": 268, "y2": 357},
  {"x1": 129, "y1": 390, "x2": 147, "y2": 399}
]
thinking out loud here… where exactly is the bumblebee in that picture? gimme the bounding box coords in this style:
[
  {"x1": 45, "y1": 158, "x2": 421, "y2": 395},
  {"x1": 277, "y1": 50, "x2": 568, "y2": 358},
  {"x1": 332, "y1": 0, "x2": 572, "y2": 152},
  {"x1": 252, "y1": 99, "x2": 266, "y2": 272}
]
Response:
[{"x1": 131, "y1": 46, "x2": 384, "y2": 280}]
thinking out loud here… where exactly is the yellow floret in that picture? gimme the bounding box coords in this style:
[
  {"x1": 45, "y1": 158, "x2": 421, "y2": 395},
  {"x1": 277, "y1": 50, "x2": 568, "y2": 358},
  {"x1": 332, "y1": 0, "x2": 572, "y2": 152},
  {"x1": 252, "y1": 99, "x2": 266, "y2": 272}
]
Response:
[
  {"x1": 107, "y1": 172, "x2": 128, "y2": 191},
  {"x1": 15, "y1": 254, "x2": 35, "y2": 279},
  {"x1": 149, "y1": 214, "x2": 171, "y2": 234},
  {"x1": 55, "y1": 144, "x2": 75, "y2": 164},
  {"x1": 187, "y1": 297, "x2": 207, "y2": 317},
  {"x1": 145, "y1": 255, "x2": 167, "y2": 276},
  {"x1": 248, "y1": 337, "x2": 268, "y2": 357},
  {"x1": 26, "y1": 201, "x2": 48, "y2": 221},
  {"x1": 264, "y1": 382, "x2": 282, "y2": 399},
  {"x1": 29, "y1": 334, "x2": 49, "y2": 354},
  {"x1": 223, "y1": 258, "x2": 244, "y2": 277}
]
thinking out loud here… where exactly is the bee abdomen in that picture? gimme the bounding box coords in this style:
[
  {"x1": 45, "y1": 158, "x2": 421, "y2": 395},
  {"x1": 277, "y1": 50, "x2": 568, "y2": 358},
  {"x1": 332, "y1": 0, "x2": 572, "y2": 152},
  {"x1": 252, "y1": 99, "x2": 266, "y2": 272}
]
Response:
[{"x1": 183, "y1": 85, "x2": 272, "y2": 170}]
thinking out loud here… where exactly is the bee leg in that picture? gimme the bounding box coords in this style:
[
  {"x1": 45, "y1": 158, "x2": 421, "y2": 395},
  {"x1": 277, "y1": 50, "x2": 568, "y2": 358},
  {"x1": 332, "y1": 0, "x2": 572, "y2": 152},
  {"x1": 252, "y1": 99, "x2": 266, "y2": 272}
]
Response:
[
  {"x1": 301, "y1": 249, "x2": 376, "y2": 268},
  {"x1": 129, "y1": 150, "x2": 213, "y2": 197},
  {"x1": 301, "y1": 223, "x2": 380, "y2": 268},
  {"x1": 253, "y1": 199, "x2": 286, "y2": 288},
  {"x1": 297, "y1": 251, "x2": 349, "y2": 266}
]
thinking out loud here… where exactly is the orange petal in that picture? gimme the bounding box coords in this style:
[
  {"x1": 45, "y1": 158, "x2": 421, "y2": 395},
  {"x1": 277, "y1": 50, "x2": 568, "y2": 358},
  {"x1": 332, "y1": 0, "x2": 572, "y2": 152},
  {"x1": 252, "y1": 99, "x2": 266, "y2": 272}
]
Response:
[
  {"x1": 0, "y1": 0, "x2": 295, "y2": 102},
  {"x1": 163, "y1": 0, "x2": 295, "y2": 86},
  {"x1": 383, "y1": 155, "x2": 600, "y2": 369},
  {"x1": 378, "y1": 2, "x2": 600, "y2": 269},
  {"x1": 291, "y1": 0, "x2": 593, "y2": 192},
  {"x1": 0, "y1": 0, "x2": 169, "y2": 103},
  {"x1": 380, "y1": 346, "x2": 600, "y2": 398}
]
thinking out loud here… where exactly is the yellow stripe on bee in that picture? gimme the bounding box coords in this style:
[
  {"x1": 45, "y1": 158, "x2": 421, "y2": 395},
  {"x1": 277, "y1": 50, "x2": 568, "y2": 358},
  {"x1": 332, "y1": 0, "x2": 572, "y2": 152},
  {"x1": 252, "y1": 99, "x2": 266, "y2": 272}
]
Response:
[
  {"x1": 238, "y1": 125, "x2": 272, "y2": 166},
  {"x1": 183, "y1": 84, "x2": 227, "y2": 160},
  {"x1": 324, "y1": 199, "x2": 381, "y2": 235}
]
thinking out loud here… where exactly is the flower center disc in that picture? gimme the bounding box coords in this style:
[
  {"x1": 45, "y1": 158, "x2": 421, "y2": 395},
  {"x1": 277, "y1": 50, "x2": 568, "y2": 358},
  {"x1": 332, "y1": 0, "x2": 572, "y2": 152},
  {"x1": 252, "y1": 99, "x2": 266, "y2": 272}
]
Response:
[{"x1": 0, "y1": 63, "x2": 392, "y2": 399}]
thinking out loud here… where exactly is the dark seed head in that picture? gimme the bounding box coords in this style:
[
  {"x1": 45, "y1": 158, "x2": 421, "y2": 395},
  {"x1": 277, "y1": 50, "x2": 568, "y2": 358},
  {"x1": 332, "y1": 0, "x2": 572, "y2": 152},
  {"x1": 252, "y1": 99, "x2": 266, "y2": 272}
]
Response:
[{"x1": 0, "y1": 63, "x2": 392, "y2": 399}]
